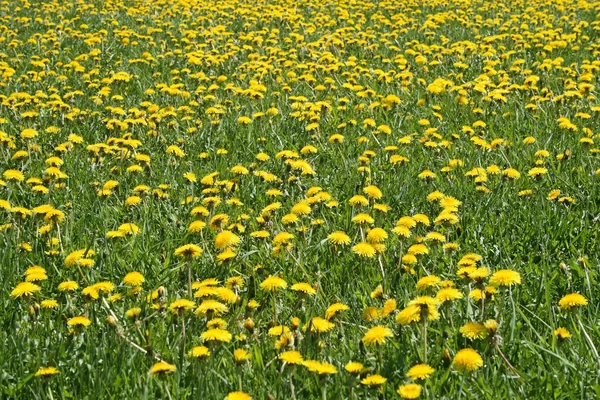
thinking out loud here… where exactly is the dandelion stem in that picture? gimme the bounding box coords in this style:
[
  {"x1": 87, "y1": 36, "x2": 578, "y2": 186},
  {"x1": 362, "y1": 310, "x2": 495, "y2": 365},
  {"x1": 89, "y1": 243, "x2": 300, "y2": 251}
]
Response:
[
  {"x1": 378, "y1": 256, "x2": 386, "y2": 290},
  {"x1": 181, "y1": 316, "x2": 186, "y2": 362},
  {"x1": 480, "y1": 296, "x2": 485, "y2": 320},
  {"x1": 422, "y1": 317, "x2": 428, "y2": 363},
  {"x1": 164, "y1": 382, "x2": 173, "y2": 400},
  {"x1": 186, "y1": 259, "x2": 192, "y2": 298},
  {"x1": 56, "y1": 223, "x2": 64, "y2": 254},
  {"x1": 289, "y1": 370, "x2": 297, "y2": 400},
  {"x1": 494, "y1": 343, "x2": 521, "y2": 378},
  {"x1": 272, "y1": 293, "x2": 278, "y2": 325}
]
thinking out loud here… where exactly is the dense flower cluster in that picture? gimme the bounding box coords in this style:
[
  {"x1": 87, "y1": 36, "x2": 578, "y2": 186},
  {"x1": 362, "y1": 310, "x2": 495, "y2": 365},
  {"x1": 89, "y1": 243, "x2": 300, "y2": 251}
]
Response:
[{"x1": 1, "y1": 0, "x2": 598, "y2": 398}]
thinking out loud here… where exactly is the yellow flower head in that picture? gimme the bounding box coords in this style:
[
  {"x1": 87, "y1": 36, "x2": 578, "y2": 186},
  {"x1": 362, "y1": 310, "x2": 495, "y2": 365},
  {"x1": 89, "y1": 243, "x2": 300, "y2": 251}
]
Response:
[
  {"x1": 453, "y1": 348, "x2": 483, "y2": 372},
  {"x1": 35, "y1": 367, "x2": 60, "y2": 377},
  {"x1": 10, "y1": 282, "x2": 41, "y2": 298},
  {"x1": 260, "y1": 276, "x2": 287, "y2": 292},
  {"x1": 489, "y1": 269, "x2": 521, "y2": 287},
  {"x1": 150, "y1": 361, "x2": 176, "y2": 376},
  {"x1": 406, "y1": 364, "x2": 435, "y2": 380},
  {"x1": 362, "y1": 325, "x2": 394, "y2": 346},
  {"x1": 361, "y1": 374, "x2": 387, "y2": 386},
  {"x1": 397, "y1": 383, "x2": 422, "y2": 399},
  {"x1": 558, "y1": 293, "x2": 588, "y2": 310}
]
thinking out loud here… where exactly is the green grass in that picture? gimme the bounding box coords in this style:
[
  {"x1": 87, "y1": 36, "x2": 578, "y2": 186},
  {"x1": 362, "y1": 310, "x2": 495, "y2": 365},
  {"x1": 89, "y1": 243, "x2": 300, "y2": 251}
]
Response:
[{"x1": 1, "y1": 0, "x2": 600, "y2": 398}]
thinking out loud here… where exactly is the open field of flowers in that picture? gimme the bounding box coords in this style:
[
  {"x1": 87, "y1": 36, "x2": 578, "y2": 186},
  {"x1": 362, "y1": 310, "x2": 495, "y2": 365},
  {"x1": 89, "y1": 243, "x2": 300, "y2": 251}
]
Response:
[{"x1": 2, "y1": 0, "x2": 600, "y2": 398}]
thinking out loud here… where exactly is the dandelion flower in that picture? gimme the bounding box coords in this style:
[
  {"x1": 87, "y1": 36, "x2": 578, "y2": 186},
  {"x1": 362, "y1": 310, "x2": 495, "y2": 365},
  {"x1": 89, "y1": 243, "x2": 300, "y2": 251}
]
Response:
[
  {"x1": 306, "y1": 317, "x2": 335, "y2": 333},
  {"x1": 327, "y1": 231, "x2": 351, "y2": 245},
  {"x1": 10, "y1": 282, "x2": 41, "y2": 298},
  {"x1": 352, "y1": 242, "x2": 376, "y2": 257},
  {"x1": 174, "y1": 244, "x2": 203, "y2": 258},
  {"x1": 234, "y1": 349, "x2": 251, "y2": 363},
  {"x1": 41, "y1": 299, "x2": 59, "y2": 309},
  {"x1": 366, "y1": 227, "x2": 388, "y2": 243},
  {"x1": 150, "y1": 361, "x2": 176, "y2": 376},
  {"x1": 279, "y1": 350, "x2": 304, "y2": 365},
  {"x1": 406, "y1": 364, "x2": 435, "y2": 380},
  {"x1": 362, "y1": 325, "x2": 394, "y2": 346},
  {"x1": 345, "y1": 361, "x2": 364, "y2": 374},
  {"x1": 361, "y1": 374, "x2": 387, "y2": 386},
  {"x1": 123, "y1": 272, "x2": 145, "y2": 287},
  {"x1": 416, "y1": 275, "x2": 441, "y2": 290},
  {"x1": 460, "y1": 322, "x2": 488, "y2": 340},
  {"x1": 189, "y1": 346, "x2": 211, "y2": 359},
  {"x1": 67, "y1": 316, "x2": 91, "y2": 327},
  {"x1": 201, "y1": 328, "x2": 232, "y2": 343},
  {"x1": 397, "y1": 383, "x2": 422, "y2": 399},
  {"x1": 168, "y1": 299, "x2": 195, "y2": 314},
  {"x1": 325, "y1": 302, "x2": 349, "y2": 320},
  {"x1": 453, "y1": 348, "x2": 483, "y2": 372},
  {"x1": 489, "y1": 269, "x2": 521, "y2": 287},
  {"x1": 436, "y1": 288, "x2": 463, "y2": 303},
  {"x1": 256, "y1": 273, "x2": 289, "y2": 292},
  {"x1": 215, "y1": 230, "x2": 240, "y2": 249},
  {"x1": 352, "y1": 213, "x2": 374, "y2": 225},
  {"x1": 554, "y1": 327, "x2": 572, "y2": 339},
  {"x1": 35, "y1": 367, "x2": 59, "y2": 377},
  {"x1": 291, "y1": 282, "x2": 316, "y2": 296},
  {"x1": 303, "y1": 360, "x2": 338, "y2": 375},
  {"x1": 58, "y1": 281, "x2": 79, "y2": 292},
  {"x1": 558, "y1": 293, "x2": 588, "y2": 310},
  {"x1": 396, "y1": 305, "x2": 421, "y2": 326},
  {"x1": 225, "y1": 392, "x2": 251, "y2": 400}
]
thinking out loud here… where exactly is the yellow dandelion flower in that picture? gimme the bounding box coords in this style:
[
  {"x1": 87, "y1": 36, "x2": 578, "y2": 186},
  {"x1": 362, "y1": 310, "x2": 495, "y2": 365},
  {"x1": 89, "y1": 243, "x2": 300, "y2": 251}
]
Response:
[
  {"x1": 352, "y1": 242, "x2": 376, "y2": 257},
  {"x1": 327, "y1": 231, "x2": 351, "y2": 245},
  {"x1": 10, "y1": 282, "x2": 41, "y2": 298},
  {"x1": 35, "y1": 367, "x2": 60, "y2": 377},
  {"x1": 397, "y1": 383, "x2": 422, "y2": 399},
  {"x1": 279, "y1": 350, "x2": 303, "y2": 365},
  {"x1": 489, "y1": 269, "x2": 521, "y2": 287},
  {"x1": 362, "y1": 325, "x2": 394, "y2": 346},
  {"x1": 225, "y1": 392, "x2": 251, "y2": 400},
  {"x1": 189, "y1": 346, "x2": 211, "y2": 359},
  {"x1": 303, "y1": 360, "x2": 338, "y2": 375},
  {"x1": 291, "y1": 282, "x2": 316, "y2": 296},
  {"x1": 554, "y1": 327, "x2": 572, "y2": 339},
  {"x1": 174, "y1": 244, "x2": 203, "y2": 258},
  {"x1": 558, "y1": 293, "x2": 588, "y2": 310},
  {"x1": 168, "y1": 299, "x2": 195, "y2": 313},
  {"x1": 453, "y1": 348, "x2": 483, "y2": 372},
  {"x1": 123, "y1": 272, "x2": 144, "y2": 286},
  {"x1": 361, "y1": 374, "x2": 387, "y2": 386},
  {"x1": 150, "y1": 361, "x2": 176, "y2": 376},
  {"x1": 460, "y1": 322, "x2": 488, "y2": 340},
  {"x1": 201, "y1": 328, "x2": 232, "y2": 343},
  {"x1": 260, "y1": 276, "x2": 287, "y2": 292},
  {"x1": 406, "y1": 364, "x2": 435, "y2": 380},
  {"x1": 67, "y1": 316, "x2": 91, "y2": 327}
]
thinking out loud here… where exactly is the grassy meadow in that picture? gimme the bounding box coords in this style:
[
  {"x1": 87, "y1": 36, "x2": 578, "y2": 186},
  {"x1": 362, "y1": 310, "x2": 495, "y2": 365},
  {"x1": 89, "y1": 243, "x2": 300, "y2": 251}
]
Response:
[{"x1": 1, "y1": 0, "x2": 600, "y2": 398}]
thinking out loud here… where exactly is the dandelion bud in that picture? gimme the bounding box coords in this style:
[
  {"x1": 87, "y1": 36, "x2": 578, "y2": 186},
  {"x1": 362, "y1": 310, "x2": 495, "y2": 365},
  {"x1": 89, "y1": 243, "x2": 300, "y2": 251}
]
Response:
[
  {"x1": 443, "y1": 348, "x2": 452, "y2": 363},
  {"x1": 484, "y1": 319, "x2": 498, "y2": 334},
  {"x1": 157, "y1": 286, "x2": 167, "y2": 297},
  {"x1": 243, "y1": 318, "x2": 255, "y2": 333},
  {"x1": 106, "y1": 315, "x2": 118, "y2": 327},
  {"x1": 290, "y1": 317, "x2": 300, "y2": 330},
  {"x1": 559, "y1": 263, "x2": 568, "y2": 271}
]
